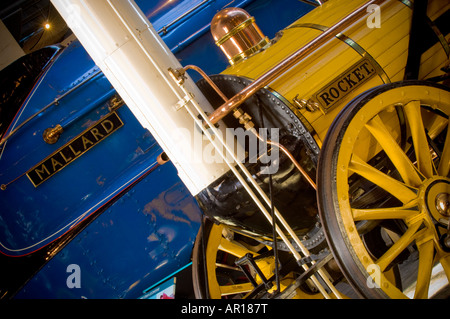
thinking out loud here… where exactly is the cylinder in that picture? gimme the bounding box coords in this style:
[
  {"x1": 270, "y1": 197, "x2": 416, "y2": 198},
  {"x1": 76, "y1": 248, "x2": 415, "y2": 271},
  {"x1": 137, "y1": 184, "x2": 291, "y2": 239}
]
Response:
[{"x1": 220, "y1": 0, "x2": 449, "y2": 145}]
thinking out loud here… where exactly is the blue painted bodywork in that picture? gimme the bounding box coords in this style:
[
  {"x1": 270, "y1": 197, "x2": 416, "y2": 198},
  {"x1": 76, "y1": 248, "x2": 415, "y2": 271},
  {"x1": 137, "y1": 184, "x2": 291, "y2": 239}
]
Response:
[{"x1": 0, "y1": 0, "x2": 313, "y2": 298}]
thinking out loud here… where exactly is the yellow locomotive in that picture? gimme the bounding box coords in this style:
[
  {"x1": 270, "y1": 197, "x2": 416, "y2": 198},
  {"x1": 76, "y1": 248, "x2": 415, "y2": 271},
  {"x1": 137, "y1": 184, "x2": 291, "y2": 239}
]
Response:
[
  {"x1": 51, "y1": 0, "x2": 450, "y2": 299},
  {"x1": 189, "y1": 0, "x2": 450, "y2": 299}
]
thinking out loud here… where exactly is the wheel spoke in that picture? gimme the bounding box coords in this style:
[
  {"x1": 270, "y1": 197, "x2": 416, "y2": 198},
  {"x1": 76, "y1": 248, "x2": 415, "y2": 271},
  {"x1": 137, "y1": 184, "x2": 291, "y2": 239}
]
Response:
[
  {"x1": 320, "y1": 83, "x2": 450, "y2": 299},
  {"x1": 376, "y1": 221, "x2": 422, "y2": 272},
  {"x1": 219, "y1": 283, "x2": 254, "y2": 296},
  {"x1": 219, "y1": 238, "x2": 259, "y2": 258},
  {"x1": 365, "y1": 115, "x2": 422, "y2": 187},
  {"x1": 403, "y1": 101, "x2": 434, "y2": 178},
  {"x1": 414, "y1": 239, "x2": 435, "y2": 299},
  {"x1": 438, "y1": 123, "x2": 450, "y2": 177},
  {"x1": 349, "y1": 154, "x2": 418, "y2": 204},
  {"x1": 352, "y1": 202, "x2": 418, "y2": 221}
]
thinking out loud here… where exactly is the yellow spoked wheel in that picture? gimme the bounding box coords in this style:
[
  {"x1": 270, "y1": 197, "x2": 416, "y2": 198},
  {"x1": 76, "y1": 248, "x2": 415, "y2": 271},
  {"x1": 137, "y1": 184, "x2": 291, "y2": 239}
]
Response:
[
  {"x1": 192, "y1": 220, "x2": 275, "y2": 299},
  {"x1": 192, "y1": 219, "x2": 324, "y2": 299},
  {"x1": 318, "y1": 81, "x2": 450, "y2": 299}
]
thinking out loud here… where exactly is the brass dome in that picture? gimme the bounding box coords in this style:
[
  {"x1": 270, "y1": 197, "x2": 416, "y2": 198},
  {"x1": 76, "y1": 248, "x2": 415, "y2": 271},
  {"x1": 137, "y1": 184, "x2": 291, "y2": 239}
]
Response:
[{"x1": 210, "y1": 7, "x2": 268, "y2": 65}]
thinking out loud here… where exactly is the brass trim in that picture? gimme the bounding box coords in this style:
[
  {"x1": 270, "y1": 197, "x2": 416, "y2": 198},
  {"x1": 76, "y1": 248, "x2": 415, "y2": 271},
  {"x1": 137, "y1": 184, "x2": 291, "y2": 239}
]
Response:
[
  {"x1": 215, "y1": 17, "x2": 256, "y2": 46},
  {"x1": 312, "y1": 58, "x2": 378, "y2": 113},
  {"x1": 286, "y1": 23, "x2": 391, "y2": 84},
  {"x1": 26, "y1": 112, "x2": 123, "y2": 187},
  {"x1": 228, "y1": 37, "x2": 269, "y2": 65},
  {"x1": 43, "y1": 124, "x2": 64, "y2": 144}
]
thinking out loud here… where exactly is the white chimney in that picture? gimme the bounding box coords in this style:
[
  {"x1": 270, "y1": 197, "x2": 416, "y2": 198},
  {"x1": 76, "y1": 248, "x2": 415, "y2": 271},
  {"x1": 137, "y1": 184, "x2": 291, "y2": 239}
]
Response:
[{"x1": 50, "y1": 0, "x2": 235, "y2": 195}]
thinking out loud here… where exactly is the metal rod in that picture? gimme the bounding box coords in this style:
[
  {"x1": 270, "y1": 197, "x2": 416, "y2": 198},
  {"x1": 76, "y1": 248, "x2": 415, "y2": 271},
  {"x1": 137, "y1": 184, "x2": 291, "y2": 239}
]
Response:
[
  {"x1": 183, "y1": 64, "x2": 317, "y2": 190},
  {"x1": 183, "y1": 65, "x2": 229, "y2": 102},
  {"x1": 178, "y1": 62, "x2": 338, "y2": 297},
  {"x1": 157, "y1": 0, "x2": 211, "y2": 35},
  {"x1": 207, "y1": 0, "x2": 386, "y2": 125},
  {"x1": 177, "y1": 82, "x2": 335, "y2": 299}
]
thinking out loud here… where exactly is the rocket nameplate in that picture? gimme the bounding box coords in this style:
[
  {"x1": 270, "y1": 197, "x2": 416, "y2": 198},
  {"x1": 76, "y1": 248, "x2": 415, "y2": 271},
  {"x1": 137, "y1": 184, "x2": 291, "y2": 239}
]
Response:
[{"x1": 313, "y1": 58, "x2": 377, "y2": 113}]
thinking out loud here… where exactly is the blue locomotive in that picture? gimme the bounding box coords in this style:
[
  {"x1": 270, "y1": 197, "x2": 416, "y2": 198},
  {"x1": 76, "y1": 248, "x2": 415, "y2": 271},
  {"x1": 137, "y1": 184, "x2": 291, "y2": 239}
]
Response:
[{"x1": 0, "y1": 0, "x2": 313, "y2": 299}]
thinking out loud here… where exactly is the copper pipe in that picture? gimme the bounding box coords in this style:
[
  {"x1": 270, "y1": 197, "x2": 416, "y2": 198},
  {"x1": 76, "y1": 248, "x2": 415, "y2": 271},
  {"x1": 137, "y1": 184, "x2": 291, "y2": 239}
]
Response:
[
  {"x1": 157, "y1": 151, "x2": 170, "y2": 165},
  {"x1": 186, "y1": 63, "x2": 317, "y2": 189},
  {"x1": 183, "y1": 65, "x2": 229, "y2": 102},
  {"x1": 207, "y1": 0, "x2": 386, "y2": 125},
  {"x1": 179, "y1": 62, "x2": 338, "y2": 298},
  {"x1": 252, "y1": 129, "x2": 317, "y2": 190},
  {"x1": 268, "y1": 138, "x2": 317, "y2": 190}
]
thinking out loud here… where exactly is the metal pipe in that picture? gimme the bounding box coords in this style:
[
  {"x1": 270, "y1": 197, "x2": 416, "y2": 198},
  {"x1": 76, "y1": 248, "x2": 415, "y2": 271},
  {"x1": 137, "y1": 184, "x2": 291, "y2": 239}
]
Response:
[
  {"x1": 183, "y1": 65, "x2": 229, "y2": 102},
  {"x1": 253, "y1": 129, "x2": 317, "y2": 190},
  {"x1": 178, "y1": 81, "x2": 335, "y2": 298},
  {"x1": 207, "y1": 0, "x2": 386, "y2": 125},
  {"x1": 182, "y1": 64, "x2": 317, "y2": 190},
  {"x1": 173, "y1": 65, "x2": 340, "y2": 298},
  {"x1": 157, "y1": 0, "x2": 211, "y2": 35},
  {"x1": 128, "y1": 7, "x2": 335, "y2": 295}
]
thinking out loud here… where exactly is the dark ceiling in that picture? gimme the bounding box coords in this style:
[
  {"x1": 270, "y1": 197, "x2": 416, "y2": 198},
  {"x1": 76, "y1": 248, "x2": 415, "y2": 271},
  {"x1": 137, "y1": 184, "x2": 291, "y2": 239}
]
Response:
[{"x1": 0, "y1": 0, "x2": 70, "y2": 53}]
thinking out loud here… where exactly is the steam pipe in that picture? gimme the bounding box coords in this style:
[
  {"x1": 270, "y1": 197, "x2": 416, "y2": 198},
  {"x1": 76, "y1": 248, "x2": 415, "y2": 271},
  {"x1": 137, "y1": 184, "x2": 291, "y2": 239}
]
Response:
[
  {"x1": 182, "y1": 64, "x2": 317, "y2": 190},
  {"x1": 207, "y1": 0, "x2": 386, "y2": 125},
  {"x1": 179, "y1": 66, "x2": 327, "y2": 294},
  {"x1": 176, "y1": 64, "x2": 340, "y2": 299},
  {"x1": 183, "y1": 65, "x2": 229, "y2": 102},
  {"x1": 253, "y1": 129, "x2": 317, "y2": 190}
]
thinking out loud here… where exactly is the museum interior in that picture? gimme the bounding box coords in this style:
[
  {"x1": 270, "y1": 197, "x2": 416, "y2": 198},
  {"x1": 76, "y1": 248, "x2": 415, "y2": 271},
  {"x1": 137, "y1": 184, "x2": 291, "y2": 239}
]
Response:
[{"x1": 0, "y1": 0, "x2": 449, "y2": 301}]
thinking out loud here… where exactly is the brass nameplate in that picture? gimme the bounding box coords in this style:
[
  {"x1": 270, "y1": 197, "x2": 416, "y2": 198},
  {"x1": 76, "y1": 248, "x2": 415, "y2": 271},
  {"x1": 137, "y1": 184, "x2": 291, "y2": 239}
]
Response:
[
  {"x1": 27, "y1": 112, "x2": 123, "y2": 187},
  {"x1": 313, "y1": 58, "x2": 377, "y2": 113}
]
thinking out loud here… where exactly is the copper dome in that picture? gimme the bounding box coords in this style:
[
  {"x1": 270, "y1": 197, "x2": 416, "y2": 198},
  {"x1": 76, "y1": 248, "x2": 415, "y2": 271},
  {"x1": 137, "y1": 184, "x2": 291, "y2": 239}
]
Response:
[{"x1": 211, "y1": 7, "x2": 268, "y2": 65}]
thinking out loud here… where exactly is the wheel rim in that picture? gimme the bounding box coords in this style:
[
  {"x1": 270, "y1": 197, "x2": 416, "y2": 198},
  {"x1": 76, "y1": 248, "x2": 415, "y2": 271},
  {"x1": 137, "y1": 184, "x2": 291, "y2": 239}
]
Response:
[
  {"x1": 193, "y1": 221, "x2": 330, "y2": 299},
  {"x1": 319, "y1": 82, "x2": 450, "y2": 299},
  {"x1": 193, "y1": 222, "x2": 277, "y2": 299}
]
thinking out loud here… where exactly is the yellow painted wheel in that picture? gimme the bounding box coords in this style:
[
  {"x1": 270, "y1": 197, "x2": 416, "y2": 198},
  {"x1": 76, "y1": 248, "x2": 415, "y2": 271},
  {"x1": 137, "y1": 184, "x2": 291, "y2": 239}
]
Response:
[
  {"x1": 318, "y1": 81, "x2": 450, "y2": 299},
  {"x1": 192, "y1": 220, "x2": 275, "y2": 299},
  {"x1": 192, "y1": 219, "x2": 326, "y2": 299}
]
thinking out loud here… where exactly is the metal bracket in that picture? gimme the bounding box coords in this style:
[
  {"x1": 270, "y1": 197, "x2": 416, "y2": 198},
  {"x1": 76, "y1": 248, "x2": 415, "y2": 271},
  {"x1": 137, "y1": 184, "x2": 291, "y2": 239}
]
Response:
[
  {"x1": 235, "y1": 253, "x2": 274, "y2": 290},
  {"x1": 292, "y1": 94, "x2": 320, "y2": 112},
  {"x1": 174, "y1": 92, "x2": 195, "y2": 110},
  {"x1": 168, "y1": 67, "x2": 186, "y2": 85},
  {"x1": 275, "y1": 252, "x2": 334, "y2": 299}
]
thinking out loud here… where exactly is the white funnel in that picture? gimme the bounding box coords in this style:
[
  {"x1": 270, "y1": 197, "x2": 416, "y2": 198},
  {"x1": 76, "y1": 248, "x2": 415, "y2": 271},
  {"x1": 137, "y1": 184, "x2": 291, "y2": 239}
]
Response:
[{"x1": 51, "y1": 0, "x2": 235, "y2": 195}]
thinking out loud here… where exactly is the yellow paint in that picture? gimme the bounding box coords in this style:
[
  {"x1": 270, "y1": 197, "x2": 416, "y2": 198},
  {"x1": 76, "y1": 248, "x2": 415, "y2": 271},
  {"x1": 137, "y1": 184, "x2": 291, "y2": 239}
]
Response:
[{"x1": 220, "y1": 0, "x2": 449, "y2": 144}]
